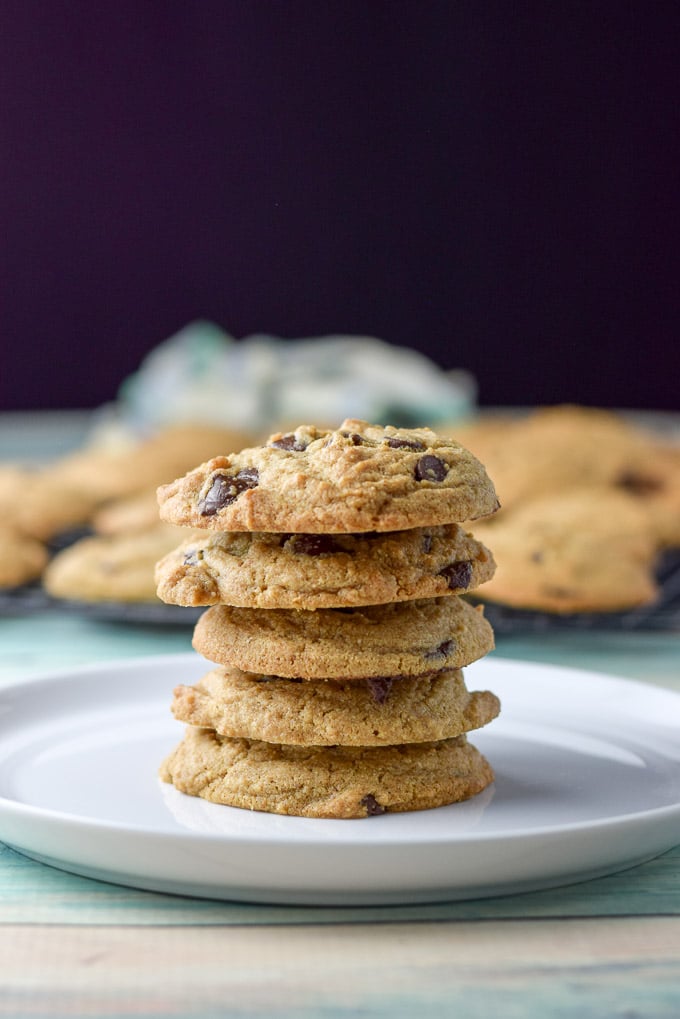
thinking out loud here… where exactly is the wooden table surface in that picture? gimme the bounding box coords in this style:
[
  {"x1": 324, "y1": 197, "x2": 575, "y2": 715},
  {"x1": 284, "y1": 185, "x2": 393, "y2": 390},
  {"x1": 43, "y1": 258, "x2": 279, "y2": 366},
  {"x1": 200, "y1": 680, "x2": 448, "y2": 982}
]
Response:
[{"x1": 1, "y1": 413, "x2": 679, "y2": 1017}]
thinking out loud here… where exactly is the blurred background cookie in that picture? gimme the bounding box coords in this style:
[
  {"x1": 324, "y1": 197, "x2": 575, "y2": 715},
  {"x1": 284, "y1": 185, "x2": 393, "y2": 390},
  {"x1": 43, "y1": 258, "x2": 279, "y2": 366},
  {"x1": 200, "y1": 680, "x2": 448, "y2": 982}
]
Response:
[
  {"x1": 471, "y1": 488, "x2": 659, "y2": 614},
  {"x1": 0, "y1": 525, "x2": 48, "y2": 589},
  {"x1": 43, "y1": 524, "x2": 191, "y2": 604}
]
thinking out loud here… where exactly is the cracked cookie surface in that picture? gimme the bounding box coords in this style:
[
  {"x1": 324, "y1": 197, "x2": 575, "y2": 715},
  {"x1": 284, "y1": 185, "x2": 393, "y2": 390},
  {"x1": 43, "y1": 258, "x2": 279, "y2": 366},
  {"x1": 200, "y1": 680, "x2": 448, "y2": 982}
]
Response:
[
  {"x1": 157, "y1": 419, "x2": 499, "y2": 534},
  {"x1": 170, "y1": 665, "x2": 500, "y2": 746},
  {"x1": 160, "y1": 727, "x2": 494, "y2": 818},
  {"x1": 155, "y1": 523, "x2": 495, "y2": 609},
  {"x1": 192, "y1": 596, "x2": 495, "y2": 678}
]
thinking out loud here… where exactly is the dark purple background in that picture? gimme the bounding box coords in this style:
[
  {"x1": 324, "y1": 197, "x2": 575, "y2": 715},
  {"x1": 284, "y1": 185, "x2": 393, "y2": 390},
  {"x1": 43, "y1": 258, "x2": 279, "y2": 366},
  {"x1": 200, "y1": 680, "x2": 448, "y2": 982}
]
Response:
[{"x1": 1, "y1": 1, "x2": 678, "y2": 412}]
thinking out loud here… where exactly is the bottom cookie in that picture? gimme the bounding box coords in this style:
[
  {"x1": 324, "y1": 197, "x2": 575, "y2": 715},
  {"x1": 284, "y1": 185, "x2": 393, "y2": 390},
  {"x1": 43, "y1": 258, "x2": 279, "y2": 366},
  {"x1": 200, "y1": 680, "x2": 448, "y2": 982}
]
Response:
[{"x1": 160, "y1": 727, "x2": 495, "y2": 818}]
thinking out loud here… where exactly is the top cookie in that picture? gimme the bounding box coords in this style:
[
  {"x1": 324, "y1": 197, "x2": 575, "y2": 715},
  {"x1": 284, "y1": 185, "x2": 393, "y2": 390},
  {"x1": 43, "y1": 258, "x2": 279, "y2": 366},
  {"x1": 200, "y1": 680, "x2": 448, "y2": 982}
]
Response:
[{"x1": 157, "y1": 419, "x2": 499, "y2": 534}]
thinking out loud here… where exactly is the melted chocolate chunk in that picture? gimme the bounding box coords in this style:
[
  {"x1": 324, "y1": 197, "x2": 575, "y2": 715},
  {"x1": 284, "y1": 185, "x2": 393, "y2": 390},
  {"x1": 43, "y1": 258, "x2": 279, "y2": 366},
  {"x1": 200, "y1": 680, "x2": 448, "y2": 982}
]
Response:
[
  {"x1": 385, "y1": 437, "x2": 425, "y2": 451},
  {"x1": 361, "y1": 794, "x2": 386, "y2": 816},
  {"x1": 438, "y1": 560, "x2": 473, "y2": 590},
  {"x1": 425, "y1": 639, "x2": 455, "y2": 660},
  {"x1": 270, "y1": 434, "x2": 307, "y2": 452},
  {"x1": 254, "y1": 675, "x2": 303, "y2": 684},
  {"x1": 365, "y1": 677, "x2": 394, "y2": 704},
  {"x1": 198, "y1": 468, "x2": 259, "y2": 516},
  {"x1": 616, "y1": 470, "x2": 663, "y2": 496},
  {"x1": 340, "y1": 431, "x2": 364, "y2": 445},
  {"x1": 414, "y1": 455, "x2": 448, "y2": 482},
  {"x1": 287, "y1": 534, "x2": 343, "y2": 556}
]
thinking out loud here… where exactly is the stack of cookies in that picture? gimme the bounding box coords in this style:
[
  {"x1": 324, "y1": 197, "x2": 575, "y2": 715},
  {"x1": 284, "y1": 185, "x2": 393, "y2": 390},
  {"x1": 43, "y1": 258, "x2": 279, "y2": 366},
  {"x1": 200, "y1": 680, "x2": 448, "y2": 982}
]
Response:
[{"x1": 155, "y1": 420, "x2": 501, "y2": 818}]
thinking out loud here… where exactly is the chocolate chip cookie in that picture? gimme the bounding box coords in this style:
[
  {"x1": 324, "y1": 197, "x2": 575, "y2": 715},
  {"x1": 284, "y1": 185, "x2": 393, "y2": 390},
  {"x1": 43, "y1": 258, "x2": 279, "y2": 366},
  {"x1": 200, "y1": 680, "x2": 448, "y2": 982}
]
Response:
[
  {"x1": 192, "y1": 597, "x2": 495, "y2": 678},
  {"x1": 457, "y1": 404, "x2": 658, "y2": 515},
  {"x1": 51, "y1": 423, "x2": 255, "y2": 505},
  {"x1": 170, "y1": 665, "x2": 500, "y2": 746},
  {"x1": 0, "y1": 524, "x2": 48, "y2": 588},
  {"x1": 155, "y1": 523, "x2": 495, "y2": 609},
  {"x1": 160, "y1": 727, "x2": 494, "y2": 818},
  {"x1": 157, "y1": 419, "x2": 500, "y2": 533},
  {"x1": 0, "y1": 464, "x2": 99, "y2": 542},
  {"x1": 44, "y1": 524, "x2": 191, "y2": 603},
  {"x1": 471, "y1": 487, "x2": 659, "y2": 613}
]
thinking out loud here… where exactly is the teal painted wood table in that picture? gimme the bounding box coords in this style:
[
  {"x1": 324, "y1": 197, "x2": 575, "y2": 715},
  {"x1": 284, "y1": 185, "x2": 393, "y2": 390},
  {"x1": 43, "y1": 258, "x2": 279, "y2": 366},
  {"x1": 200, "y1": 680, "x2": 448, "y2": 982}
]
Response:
[{"x1": 1, "y1": 414, "x2": 679, "y2": 1017}]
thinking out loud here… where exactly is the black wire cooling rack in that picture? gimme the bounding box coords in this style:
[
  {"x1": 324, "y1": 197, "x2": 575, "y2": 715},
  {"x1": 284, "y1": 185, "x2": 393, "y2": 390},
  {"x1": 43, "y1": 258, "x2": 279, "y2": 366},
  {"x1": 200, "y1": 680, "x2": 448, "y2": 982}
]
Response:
[{"x1": 477, "y1": 549, "x2": 680, "y2": 634}]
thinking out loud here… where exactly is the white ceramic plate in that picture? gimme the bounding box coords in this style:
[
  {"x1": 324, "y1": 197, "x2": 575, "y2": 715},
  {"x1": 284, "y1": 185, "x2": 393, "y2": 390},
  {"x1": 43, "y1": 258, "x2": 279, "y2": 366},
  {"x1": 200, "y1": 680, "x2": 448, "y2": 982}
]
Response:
[{"x1": 0, "y1": 653, "x2": 678, "y2": 905}]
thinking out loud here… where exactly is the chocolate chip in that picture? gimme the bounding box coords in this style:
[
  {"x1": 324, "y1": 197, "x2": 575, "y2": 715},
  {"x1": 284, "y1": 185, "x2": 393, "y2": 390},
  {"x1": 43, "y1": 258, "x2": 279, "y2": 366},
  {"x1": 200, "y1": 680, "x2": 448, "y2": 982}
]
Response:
[
  {"x1": 270, "y1": 434, "x2": 307, "y2": 452},
  {"x1": 425, "y1": 639, "x2": 455, "y2": 660},
  {"x1": 287, "y1": 534, "x2": 343, "y2": 556},
  {"x1": 421, "y1": 534, "x2": 433, "y2": 554},
  {"x1": 340, "y1": 431, "x2": 364, "y2": 445},
  {"x1": 616, "y1": 470, "x2": 663, "y2": 495},
  {"x1": 254, "y1": 675, "x2": 303, "y2": 684},
  {"x1": 385, "y1": 437, "x2": 425, "y2": 451},
  {"x1": 365, "y1": 677, "x2": 394, "y2": 703},
  {"x1": 198, "y1": 468, "x2": 259, "y2": 516},
  {"x1": 414, "y1": 455, "x2": 448, "y2": 482},
  {"x1": 542, "y1": 585, "x2": 577, "y2": 600},
  {"x1": 361, "y1": 794, "x2": 386, "y2": 816},
  {"x1": 438, "y1": 560, "x2": 473, "y2": 590}
]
